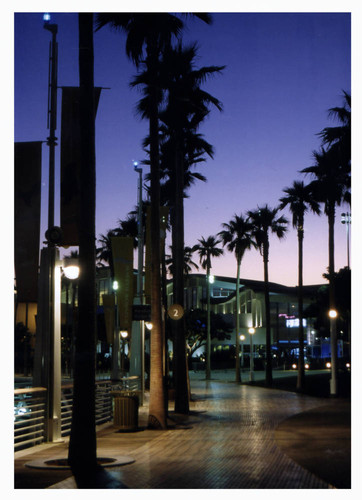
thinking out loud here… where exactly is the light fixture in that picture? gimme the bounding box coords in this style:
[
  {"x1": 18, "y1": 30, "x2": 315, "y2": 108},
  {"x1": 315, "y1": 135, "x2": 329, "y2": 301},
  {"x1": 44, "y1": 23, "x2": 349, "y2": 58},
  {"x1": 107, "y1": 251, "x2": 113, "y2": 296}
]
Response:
[
  {"x1": 145, "y1": 322, "x2": 153, "y2": 331},
  {"x1": 208, "y1": 275, "x2": 215, "y2": 284},
  {"x1": 113, "y1": 281, "x2": 119, "y2": 291},
  {"x1": 120, "y1": 331, "x2": 128, "y2": 339},
  {"x1": 248, "y1": 327, "x2": 255, "y2": 335},
  {"x1": 62, "y1": 258, "x2": 79, "y2": 280},
  {"x1": 240, "y1": 334, "x2": 245, "y2": 341},
  {"x1": 328, "y1": 309, "x2": 338, "y2": 319}
]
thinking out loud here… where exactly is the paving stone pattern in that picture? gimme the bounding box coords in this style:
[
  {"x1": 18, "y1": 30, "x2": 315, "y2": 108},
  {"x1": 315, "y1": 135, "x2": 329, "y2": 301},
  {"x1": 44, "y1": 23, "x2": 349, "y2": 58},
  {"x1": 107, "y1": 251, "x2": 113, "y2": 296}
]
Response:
[{"x1": 49, "y1": 380, "x2": 333, "y2": 489}]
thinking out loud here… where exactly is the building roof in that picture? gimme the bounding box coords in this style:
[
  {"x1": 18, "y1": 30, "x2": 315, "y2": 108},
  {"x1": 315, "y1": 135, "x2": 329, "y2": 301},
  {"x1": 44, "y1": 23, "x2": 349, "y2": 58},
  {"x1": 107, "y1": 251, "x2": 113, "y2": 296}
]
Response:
[{"x1": 183, "y1": 273, "x2": 323, "y2": 305}]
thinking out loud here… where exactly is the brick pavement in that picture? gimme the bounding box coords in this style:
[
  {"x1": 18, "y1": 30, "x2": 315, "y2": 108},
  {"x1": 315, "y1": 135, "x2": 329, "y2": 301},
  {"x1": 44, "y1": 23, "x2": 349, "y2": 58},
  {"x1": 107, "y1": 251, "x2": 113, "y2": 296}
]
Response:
[{"x1": 39, "y1": 379, "x2": 340, "y2": 489}]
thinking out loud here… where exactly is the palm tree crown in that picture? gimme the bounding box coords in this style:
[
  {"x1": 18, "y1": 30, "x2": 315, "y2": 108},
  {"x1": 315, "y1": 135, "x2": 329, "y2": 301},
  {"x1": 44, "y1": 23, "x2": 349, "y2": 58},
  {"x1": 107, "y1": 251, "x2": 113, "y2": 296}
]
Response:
[
  {"x1": 219, "y1": 214, "x2": 256, "y2": 263},
  {"x1": 247, "y1": 205, "x2": 288, "y2": 257},
  {"x1": 279, "y1": 180, "x2": 321, "y2": 230},
  {"x1": 193, "y1": 235, "x2": 224, "y2": 271}
]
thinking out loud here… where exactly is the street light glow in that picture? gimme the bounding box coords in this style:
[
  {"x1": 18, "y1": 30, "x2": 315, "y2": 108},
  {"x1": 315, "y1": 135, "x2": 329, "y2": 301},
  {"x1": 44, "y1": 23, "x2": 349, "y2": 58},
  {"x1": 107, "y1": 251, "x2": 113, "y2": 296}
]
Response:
[
  {"x1": 248, "y1": 327, "x2": 255, "y2": 335},
  {"x1": 113, "y1": 281, "x2": 119, "y2": 290},
  {"x1": 43, "y1": 13, "x2": 51, "y2": 22},
  {"x1": 62, "y1": 259, "x2": 80, "y2": 280},
  {"x1": 328, "y1": 309, "x2": 338, "y2": 319},
  {"x1": 240, "y1": 334, "x2": 245, "y2": 341}
]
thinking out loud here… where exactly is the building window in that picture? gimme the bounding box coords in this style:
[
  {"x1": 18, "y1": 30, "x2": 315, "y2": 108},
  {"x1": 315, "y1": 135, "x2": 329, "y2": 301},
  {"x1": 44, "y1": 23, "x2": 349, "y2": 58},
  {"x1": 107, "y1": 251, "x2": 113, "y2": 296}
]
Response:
[{"x1": 212, "y1": 287, "x2": 233, "y2": 298}]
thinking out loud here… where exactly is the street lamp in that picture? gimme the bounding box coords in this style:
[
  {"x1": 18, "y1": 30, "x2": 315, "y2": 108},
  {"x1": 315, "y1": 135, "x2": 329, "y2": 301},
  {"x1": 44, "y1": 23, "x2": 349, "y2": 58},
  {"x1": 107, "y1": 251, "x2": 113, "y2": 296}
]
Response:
[
  {"x1": 328, "y1": 309, "x2": 338, "y2": 395},
  {"x1": 240, "y1": 334, "x2": 245, "y2": 368},
  {"x1": 111, "y1": 281, "x2": 121, "y2": 380},
  {"x1": 130, "y1": 160, "x2": 145, "y2": 403},
  {"x1": 249, "y1": 327, "x2": 255, "y2": 382},
  {"x1": 120, "y1": 331, "x2": 128, "y2": 374},
  {"x1": 33, "y1": 13, "x2": 60, "y2": 443},
  {"x1": 62, "y1": 258, "x2": 80, "y2": 280}
]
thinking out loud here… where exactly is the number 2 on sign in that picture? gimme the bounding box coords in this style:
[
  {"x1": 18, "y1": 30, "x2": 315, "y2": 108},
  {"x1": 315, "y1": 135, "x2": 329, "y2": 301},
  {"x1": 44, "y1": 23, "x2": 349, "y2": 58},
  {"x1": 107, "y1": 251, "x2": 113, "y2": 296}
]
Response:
[{"x1": 172, "y1": 308, "x2": 179, "y2": 317}]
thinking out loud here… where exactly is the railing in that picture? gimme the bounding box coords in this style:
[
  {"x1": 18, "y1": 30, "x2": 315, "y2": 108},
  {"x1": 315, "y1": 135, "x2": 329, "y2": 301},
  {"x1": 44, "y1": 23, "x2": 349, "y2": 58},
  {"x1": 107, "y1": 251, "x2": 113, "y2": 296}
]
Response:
[
  {"x1": 14, "y1": 378, "x2": 139, "y2": 449},
  {"x1": 14, "y1": 387, "x2": 47, "y2": 451}
]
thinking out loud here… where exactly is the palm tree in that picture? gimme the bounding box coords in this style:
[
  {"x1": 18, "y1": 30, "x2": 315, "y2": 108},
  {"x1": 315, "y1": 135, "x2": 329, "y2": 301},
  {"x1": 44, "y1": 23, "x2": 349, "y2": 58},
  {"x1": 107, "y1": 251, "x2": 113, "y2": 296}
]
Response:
[
  {"x1": 218, "y1": 214, "x2": 256, "y2": 383},
  {"x1": 68, "y1": 12, "x2": 97, "y2": 479},
  {"x1": 279, "y1": 181, "x2": 321, "y2": 391},
  {"x1": 95, "y1": 12, "x2": 212, "y2": 428},
  {"x1": 96, "y1": 229, "x2": 121, "y2": 275},
  {"x1": 157, "y1": 43, "x2": 223, "y2": 413},
  {"x1": 301, "y1": 147, "x2": 350, "y2": 395},
  {"x1": 247, "y1": 206, "x2": 288, "y2": 387},
  {"x1": 166, "y1": 246, "x2": 199, "y2": 276},
  {"x1": 193, "y1": 236, "x2": 224, "y2": 379},
  {"x1": 318, "y1": 91, "x2": 351, "y2": 172}
]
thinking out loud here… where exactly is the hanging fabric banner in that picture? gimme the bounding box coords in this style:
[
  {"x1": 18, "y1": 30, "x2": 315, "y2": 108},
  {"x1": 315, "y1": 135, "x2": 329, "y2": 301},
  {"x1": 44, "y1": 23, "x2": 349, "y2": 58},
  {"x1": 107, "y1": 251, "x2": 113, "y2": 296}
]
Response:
[
  {"x1": 144, "y1": 205, "x2": 169, "y2": 303},
  {"x1": 102, "y1": 294, "x2": 115, "y2": 344},
  {"x1": 60, "y1": 86, "x2": 102, "y2": 246},
  {"x1": 14, "y1": 141, "x2": 42, "y2": 303},
  {"x1": 111, "y1": 236, "x2": 134, "y2": 334}
]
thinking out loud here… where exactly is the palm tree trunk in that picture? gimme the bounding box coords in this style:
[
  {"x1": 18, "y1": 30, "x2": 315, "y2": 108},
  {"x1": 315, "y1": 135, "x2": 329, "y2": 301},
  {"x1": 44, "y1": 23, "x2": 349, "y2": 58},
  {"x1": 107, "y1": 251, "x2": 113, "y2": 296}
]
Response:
[
  {"x1": 235, "y1": 258, "x2": 241, "y2": 382},
  {"x1": 173, "y1": 140, "x2": 189, "y2": 413},
  {"x1": 147, "y1": 38, "x2": 166, "y2": 429},
  {"x1": 68, "y1": 13, "x2": 97, "y2": 472},
  {"x1": 263, "y1": 240, "x2": 272, "y2": 387},
  {"x1": 296, "y1": 226, "x2": 305, "y2": 391},
  {"x1": 328, "y1": 205, "x2": 338, "y2": 395}
]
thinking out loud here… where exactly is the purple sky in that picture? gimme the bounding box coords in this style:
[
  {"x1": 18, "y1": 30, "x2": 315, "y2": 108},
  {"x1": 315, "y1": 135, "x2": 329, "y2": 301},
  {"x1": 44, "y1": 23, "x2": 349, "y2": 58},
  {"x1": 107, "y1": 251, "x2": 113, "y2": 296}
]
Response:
[{"x1": 14, "y1": 11, "x2": 351, "y2": 286}]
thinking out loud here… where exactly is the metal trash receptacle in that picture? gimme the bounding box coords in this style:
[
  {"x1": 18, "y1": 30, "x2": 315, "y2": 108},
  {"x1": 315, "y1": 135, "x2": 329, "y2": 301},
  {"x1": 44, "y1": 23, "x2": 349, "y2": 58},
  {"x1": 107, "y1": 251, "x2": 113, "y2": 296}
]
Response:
[{"x1": 111, "y1": 391, "x2": 139, "y2": 431}]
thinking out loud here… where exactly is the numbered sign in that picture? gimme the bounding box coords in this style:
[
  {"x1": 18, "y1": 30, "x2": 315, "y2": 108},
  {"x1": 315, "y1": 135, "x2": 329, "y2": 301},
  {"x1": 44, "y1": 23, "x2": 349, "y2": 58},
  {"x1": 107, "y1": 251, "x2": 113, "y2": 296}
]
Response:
[{"x1": 168, "y1": 304, "x2": 184, "y2": 320}]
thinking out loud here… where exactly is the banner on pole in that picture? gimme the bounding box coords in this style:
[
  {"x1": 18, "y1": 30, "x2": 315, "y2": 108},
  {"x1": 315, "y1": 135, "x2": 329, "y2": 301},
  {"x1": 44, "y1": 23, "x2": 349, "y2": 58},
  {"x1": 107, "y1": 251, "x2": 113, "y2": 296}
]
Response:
[
  {"x1": 14, "y1": 141, "x2": 42, "y2": 302},
  {"x1": 60, "y1": 87, "x2": 102, "y2": 246},
  {"x1": 111, "y1": 236, "x2": 134, "y2": 334},
  {"x1": 102, "y1": 294, "x2": 115, "y2": 344}
]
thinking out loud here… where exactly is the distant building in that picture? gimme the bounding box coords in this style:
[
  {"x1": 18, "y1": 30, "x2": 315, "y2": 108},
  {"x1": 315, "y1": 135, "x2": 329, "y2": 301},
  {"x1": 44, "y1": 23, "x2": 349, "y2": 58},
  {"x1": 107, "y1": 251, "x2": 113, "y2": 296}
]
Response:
[{"x1": 166, "y1": 274, "x2": 322, "y2": 357}]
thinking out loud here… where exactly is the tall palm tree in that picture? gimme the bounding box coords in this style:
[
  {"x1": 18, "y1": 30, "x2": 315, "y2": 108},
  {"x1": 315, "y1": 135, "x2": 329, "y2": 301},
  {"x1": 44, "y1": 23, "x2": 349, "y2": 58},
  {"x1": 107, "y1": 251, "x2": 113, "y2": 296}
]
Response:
[
  {"x1": 279, "y1": 181, "x2": 321, "y2": 391},
  {"x1": 218, "y1": 214, "x2": 256, "y2": 383},
  {"x1": 301, "y1": 147, "x2": 350, "y2": 395},
  {"x1": 158, "y1": 43, "x2": 223, "y2": 413},
  {"x1": 68, "y1": 12, "x2": 97, "y2": 479},
  {"x1": 95, "y1": 12, "x2": 212, "y2": 428},
  {"x1": 193, "y1": 236, "x2": 223, "y2": 380},
  {"x1": 247, "y1": 205, "x2": 288, "y2": 387}
]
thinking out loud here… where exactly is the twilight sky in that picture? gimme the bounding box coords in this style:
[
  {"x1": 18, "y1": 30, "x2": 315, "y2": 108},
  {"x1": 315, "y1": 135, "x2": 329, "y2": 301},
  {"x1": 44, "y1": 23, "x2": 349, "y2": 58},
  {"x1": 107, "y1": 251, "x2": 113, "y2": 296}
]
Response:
[{"x1": 13, "y1": 6, "x2": 352, "y2": 287}]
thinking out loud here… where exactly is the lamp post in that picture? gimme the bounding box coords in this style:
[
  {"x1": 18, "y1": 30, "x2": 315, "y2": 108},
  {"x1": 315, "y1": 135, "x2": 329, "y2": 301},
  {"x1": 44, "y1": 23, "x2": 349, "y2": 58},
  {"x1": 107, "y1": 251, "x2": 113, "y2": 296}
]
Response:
[
  {"x1": 249, "y1": 327, "x2": 255, "y2": 382},
  {"x1": 120, "y1": 331, "x2": 128, "y2": 375},
  {"x1": 206, "y1": 274, "x2": 214, "y2": 380},
  {"x1": 112, "y1": 280, "x2": 121, "y2": 380},
  {"x1": 329, "y1": 309, "x2": 338, "y2": 395},
  {"x1": 341, "y1": 212, "x2": 351, "y2": 269},
  {"x1": 33, "y1": 14, "x2": 61, "y2": 442},
  {"x1": 240, "y1": 334, "x2": 245, "y2": 369},
  {"x1": 130, "y1": 161, "x2": 145, "y2": 403}
]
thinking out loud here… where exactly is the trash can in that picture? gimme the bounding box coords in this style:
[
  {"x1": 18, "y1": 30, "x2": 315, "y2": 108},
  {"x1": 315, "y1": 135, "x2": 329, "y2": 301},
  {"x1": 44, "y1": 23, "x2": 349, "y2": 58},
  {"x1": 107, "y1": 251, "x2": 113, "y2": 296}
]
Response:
[{"x1": 111, "y1": 391, "x2": 139, "y2": 431}]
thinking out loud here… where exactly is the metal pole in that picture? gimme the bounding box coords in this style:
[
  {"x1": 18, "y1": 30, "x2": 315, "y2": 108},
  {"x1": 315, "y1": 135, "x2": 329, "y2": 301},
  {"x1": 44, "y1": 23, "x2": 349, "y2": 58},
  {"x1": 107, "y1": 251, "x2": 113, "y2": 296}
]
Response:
[
  {"x1": 44, "y1": 18, "x2": 58, "y2": 230},
  {"x1": 130, "y1": 162, "x2": 145, "y2": 403},
  {"x1": 341, "y1": 212, "x2": 351, "y2": 270},
  {"x1": 249, "y1": 328, "x2": 255, "y2": 382}
]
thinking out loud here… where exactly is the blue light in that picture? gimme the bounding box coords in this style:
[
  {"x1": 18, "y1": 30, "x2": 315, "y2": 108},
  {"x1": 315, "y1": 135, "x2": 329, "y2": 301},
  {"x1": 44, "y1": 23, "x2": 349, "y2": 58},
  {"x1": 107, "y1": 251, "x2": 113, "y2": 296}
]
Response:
[
  {"x1": 43, "y1": 13, "x2": 51, "y2": 22},
  {"x1": 133, "y1": 160, "x2": 138, "y2": 167}
]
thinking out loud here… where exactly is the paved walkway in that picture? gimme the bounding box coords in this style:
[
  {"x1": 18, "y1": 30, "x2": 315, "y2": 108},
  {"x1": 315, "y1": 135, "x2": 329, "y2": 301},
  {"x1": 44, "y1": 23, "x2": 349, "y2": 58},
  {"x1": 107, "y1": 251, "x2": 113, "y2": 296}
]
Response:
[{"x1": 14, "y1": 376, "x2": 351, "y2": 489}]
